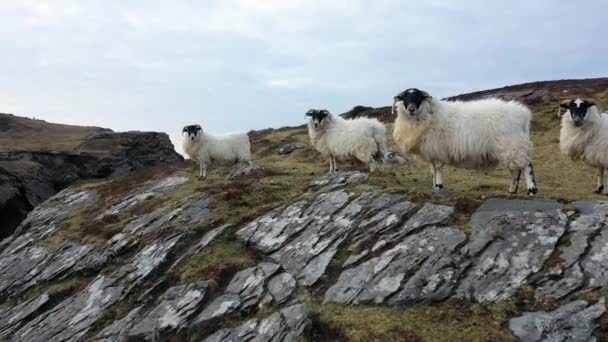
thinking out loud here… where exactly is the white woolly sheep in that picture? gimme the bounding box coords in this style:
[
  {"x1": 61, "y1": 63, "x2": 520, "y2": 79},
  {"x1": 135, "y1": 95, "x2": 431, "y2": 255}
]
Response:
[
  {"x1": 182, "y1": 124, "x2": 253, "y2": 179},
  {"x1": 392, "y1": 88, "x2": 538, "y2": 195},
  {"x1": 306, "y1": 109, "x2": 387, "y2": 173},
  {"x1": 558, "y1": 98, "x2": 608, "y2": 193}
]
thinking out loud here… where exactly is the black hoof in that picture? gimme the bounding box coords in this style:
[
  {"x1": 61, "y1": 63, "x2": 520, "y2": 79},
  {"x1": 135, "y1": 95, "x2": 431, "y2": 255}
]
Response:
[
  {"x1": 527, "y1": 187, "x2": 538, "y2": 196},
  {"x1": 595, "y1": 185, "x2": 604, "y2": 194},
  {"x1": 434, "y1": 184, "x2": 443, "y2": 189}
]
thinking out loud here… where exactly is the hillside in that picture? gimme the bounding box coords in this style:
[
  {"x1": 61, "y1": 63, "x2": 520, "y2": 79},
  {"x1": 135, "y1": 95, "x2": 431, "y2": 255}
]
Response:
[
  {"x1": 0, "y1": 113, "x2": 183, "y2": 239},
  {"x1": 1, "y1": 78, "x2": 608, "y2": 341}
]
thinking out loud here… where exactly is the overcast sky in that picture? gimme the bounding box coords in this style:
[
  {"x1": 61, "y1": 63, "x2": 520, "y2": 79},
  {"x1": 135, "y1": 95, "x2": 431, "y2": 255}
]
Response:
[{"x1": 1, "y1": 1, "x2": 606, "y2": 153}]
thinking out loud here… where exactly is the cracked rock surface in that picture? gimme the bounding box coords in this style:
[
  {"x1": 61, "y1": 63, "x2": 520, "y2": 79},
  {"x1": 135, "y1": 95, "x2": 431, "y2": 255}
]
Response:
[{"x1": 3, "y1": 171, "x2": 608, "y2": 340}]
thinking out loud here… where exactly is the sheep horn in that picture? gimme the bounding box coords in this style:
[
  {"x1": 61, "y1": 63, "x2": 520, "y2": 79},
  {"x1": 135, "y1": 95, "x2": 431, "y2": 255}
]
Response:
[{"x1": 557, "y1": 99, "x2": 570, "y2": 118}]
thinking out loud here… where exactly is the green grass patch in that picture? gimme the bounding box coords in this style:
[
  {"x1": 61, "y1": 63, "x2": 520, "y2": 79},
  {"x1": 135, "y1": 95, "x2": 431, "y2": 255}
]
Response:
[
  {"x1": 310, "y1": 301, "x2": 517, "y2": 342},
  {"x1": 179, "y1": 239, "x2": 256, "y2": 284}
]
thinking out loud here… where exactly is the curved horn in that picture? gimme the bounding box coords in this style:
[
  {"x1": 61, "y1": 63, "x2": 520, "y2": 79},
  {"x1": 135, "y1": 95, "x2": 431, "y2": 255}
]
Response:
[{"x1": 557, "y1": 99, "x2": 571, "y2": 118}]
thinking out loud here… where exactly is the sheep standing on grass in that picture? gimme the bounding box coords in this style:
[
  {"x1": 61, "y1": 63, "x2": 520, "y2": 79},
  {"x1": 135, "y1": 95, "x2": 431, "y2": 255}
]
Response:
[
  {"x1": 182, "y1": 124, "x2": 253, "y2": 179},
  {"x1": 306, "y1": 109, "x2": 387, "y2": 173},
  {"x1": 558, "y1": 98, "x2": 608, "y2": 193},
  {"x1": 392, "y1": 88, "x2": 538, "y2": 196}
]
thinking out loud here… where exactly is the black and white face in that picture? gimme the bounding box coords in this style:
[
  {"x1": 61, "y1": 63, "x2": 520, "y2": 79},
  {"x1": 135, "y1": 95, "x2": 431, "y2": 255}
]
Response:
[
  {"x1": 305, "y1": 109, "x2": 330, "y2": 128},
  {"x1": 182, "y1": 124, "x2": 202, "y2": 142},
  {"x1": 560, "y1": 99, "x2": 595, "y2": 127},
  {"x1": 394, "y1": 88, "x2": 431, "y2": 117}
]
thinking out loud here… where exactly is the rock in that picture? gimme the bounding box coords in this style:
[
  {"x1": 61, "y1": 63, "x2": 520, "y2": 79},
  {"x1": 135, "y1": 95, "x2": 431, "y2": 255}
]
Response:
[
  {"x1": 0, "y1": 190, "x2": 106, "y2": 299},
  {"x1": 456, "y1": 199, "x2": 566, "y2": 302},
  {"x1": 95, "y1": 306, "x2": 144, "y2": 342},
  {"x1": 113, "y1": 233, "x2": 186, "y2": 296},
  {"x1": 325, "y1": 226, "x2": 466, "y2": 305},
  {"x1": 306, "y1": 171, "x2": 368, "y2": 192},
  {"x1": 192, "y1": 263, "x2": 281, "y2": 327},
  {"x1": 267, "y1": 273, "x2": 296, "y2": 305},
  {"x1": 12, "y1": 276, "x2": 123, "y2": 342},
  {"x1": 127, "y1": 282, "x2": 209, "y2": 339},
  {"x1": 193, "y1": 294, "x2": 242, "y2": 325},
  {"x1": 169, "y1": 224, "x2": 230, "y2": 272},
  {"x1": 348, "y1": 193, "x2": 415, "y2": 251},
  {"x1": 0, "y1": 113, "x2": 183, "y2": 237},
  {"x1": 0, "y1": 294, "x2": 49, "y2": 339},
  {"x1": 268, "y1": 191, "x2": 373, "y2": 286},
  {"x1": 226, "y1": 165, "x2": 273, "y2": 180},
  {"x1": 203, "y1": 300, "x2": 309, "y2": 342},
  {"x1": 277, "y1": 144, "x2": 301, "y2": 155},
  {"x1": 509, "y1": 298, "x2": 605, "y2": 342},
  {"x1": 535, "y1": 201, "x2": 608, "y2": 299}
]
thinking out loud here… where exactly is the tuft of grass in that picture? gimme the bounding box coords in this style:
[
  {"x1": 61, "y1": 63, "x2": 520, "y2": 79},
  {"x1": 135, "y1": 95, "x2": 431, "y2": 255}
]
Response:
[
  {"x1": 309, "y1": 301, "x2": 517, "y2": 342},
  {"x1": 179, "y1": 239, "x2": 256, "y2": 284},
  {"x1": 24, "y1": 276, "x2": 91, "y2": 300}
]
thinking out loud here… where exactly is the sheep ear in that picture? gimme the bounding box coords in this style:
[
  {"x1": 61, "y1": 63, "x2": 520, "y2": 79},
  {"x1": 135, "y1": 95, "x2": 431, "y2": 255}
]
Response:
[
  {"x1": 559, "y1": 100, "x2": 571, "y2": 109},
  {"x1": 305, "y1": 110, "x2": 315, "y2": 117},
  {"x1": 182, "y1": 127, "x2": 188, "y2": 133},
  {"x1": 420, "y1": 90, "x2": 432, "y2": 99},
  {"x1": 587, "y1": 100, "x2": 596, "y2": 107}
]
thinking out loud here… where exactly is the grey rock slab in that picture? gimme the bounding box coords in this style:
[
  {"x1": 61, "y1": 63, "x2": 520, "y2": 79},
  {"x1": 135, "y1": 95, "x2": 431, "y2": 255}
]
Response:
[
  {"x1": 95, "y1": 306, "x2": 144, "y2": 342},
  {"x1": 128, "y1": 281, "x2": 209, "y2": 339},
  {"x1": 269, "y1": 192, "x2": 373, "y2": 286},
  {"x1": 348, "y1": 194, "x2": 414, "y2": 252},
  {"x1": 114, "y1": 233, "x2": 185, "y2": 292},
  {"x1": 267, "y1": 273, "x2": 296, "y2": 305},
  {"x1": 225, "y1": 263, "x2": 279, "y2": 309},
  {"x1": 325, "y1": 226, "x2": 466, "y2": 304},
  {"x1": 342, "y1": 249, "x2": 369, "y2": 268},
  {"x1": 147, "y1": 175, "x2": 189, "y2": 193},
  {"x1": 95, "y1": 192, "x2": 155, "y2": 220},
  {"x1": 306, "y1": 171, "x2": 368, "y2": 192},
  {"x1": 456, "y1": 198, "x2": 566, "y2": 303},
  {"x1": 509, "y1": 298, "x2": 605, "y2": 342},
  {"x1": 169, "y1": 224, "x2": 230, "y2": 272},
  {"x1": 193, "y1": 294, "x2": 242, "y2": 326},
  {"x1": 202, "y1": 300, "x2": 309, "y2": 342},
  {"x1": 0, "y1": 294, "x2": 49, "y2": 340},
  {"x1": 535, "y1": 201, "x2": 608, "y2": 299},
  {"x1": 12, "y1": 275, "x2": 123, "y2": 342},
  {"x1": 2, "y1": 189, "x2": 98, "y2": 251}
]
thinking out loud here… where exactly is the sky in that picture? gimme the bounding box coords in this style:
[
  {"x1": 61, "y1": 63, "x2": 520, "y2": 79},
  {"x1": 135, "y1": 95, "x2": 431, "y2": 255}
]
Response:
[{"x1": 1, "y1": 1, "x2": 607, "y2": 154}]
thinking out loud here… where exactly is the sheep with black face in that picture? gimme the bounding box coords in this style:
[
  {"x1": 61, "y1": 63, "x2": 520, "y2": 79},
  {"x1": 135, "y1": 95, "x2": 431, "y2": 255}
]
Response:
[
  {"x1": 392, "y1": 88, "x2": 538, "y2": 195},
  {"x1": 182, "y1": 124, "x2": 253, "y2": 179},
  {"x1": 306, "y1": 109, "x2": 387, "y2": 173},
  {"x1": 558, "y1": 98, "x2": 608, "y2": 193}
]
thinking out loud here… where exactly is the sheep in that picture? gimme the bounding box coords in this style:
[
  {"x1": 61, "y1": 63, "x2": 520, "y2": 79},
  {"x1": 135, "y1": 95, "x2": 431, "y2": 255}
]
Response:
[
  {"x1": 392, "y1": 88, "x2": 538, "y2": 196},
  {"x1": 557, "y1": 98, "x2": 608, "y2": 193},
  {"x1": 306, "y1": 109, "x2": 387, "y2": 173},
  {"x1": 182, "y1": 124, "x2": 253, "y2": 179}
]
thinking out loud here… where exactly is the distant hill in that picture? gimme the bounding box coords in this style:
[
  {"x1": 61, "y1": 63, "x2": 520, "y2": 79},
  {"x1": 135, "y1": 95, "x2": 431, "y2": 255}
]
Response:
[{"x1": 340, "y1": 77, "x2": 608, "y2": 122}]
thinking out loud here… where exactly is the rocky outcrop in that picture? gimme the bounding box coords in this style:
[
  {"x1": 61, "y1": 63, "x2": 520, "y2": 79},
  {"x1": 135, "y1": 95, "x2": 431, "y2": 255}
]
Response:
[
  {"x1": 0, "y1": 114, "x2": 183, "y2": 239},
  {"x1": 2, "y1": 169, "x2": 608, "y2": 340}
]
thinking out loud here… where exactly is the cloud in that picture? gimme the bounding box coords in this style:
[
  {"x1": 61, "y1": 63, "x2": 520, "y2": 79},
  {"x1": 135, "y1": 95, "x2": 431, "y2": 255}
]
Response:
[{"x1": 0, "y1": 0, "x2": 606, "y2": 155}]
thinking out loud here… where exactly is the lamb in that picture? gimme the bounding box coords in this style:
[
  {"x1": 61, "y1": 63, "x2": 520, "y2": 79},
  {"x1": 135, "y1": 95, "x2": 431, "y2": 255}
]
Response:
[
  {"x1": 306, "y1": 109, "x2": 387, "y2": 173},
  {"x1": 558, "y1": 98, "x2": 608, "y2": 193},
  {"x1": 182, "y1": 124, "x2": 253, "y2": 179},
  {"x1": 392, "y1": 88, "x2": 538, "y2": 196}
]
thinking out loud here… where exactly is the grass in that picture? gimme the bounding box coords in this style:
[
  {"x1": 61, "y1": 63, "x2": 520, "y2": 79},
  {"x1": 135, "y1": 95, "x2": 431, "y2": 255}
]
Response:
[
  {"x1": 310, "y1": 301, "x2": 518, "y2": 342},
  {"x1": 179, "y1": 238, "x2": 257, "y2": 284}
]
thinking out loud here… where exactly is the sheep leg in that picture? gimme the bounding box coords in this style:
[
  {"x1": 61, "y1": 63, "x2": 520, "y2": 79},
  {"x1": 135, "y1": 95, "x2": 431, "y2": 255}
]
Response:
[
  {"x1": 595, "y1": 167, "x2": 605, "y2": 194},
  {"x1": 200, "y1": 163, "x2": 208, "y2": 179},
  {"x1": 333, "y1": 155, "x2": 338, "y2": 172},
  {"x1": 328, "y1": 156, "x2": 334, "y2": 173},
  {"x1": 525, "y1": 163, "x2": 538, "y2": 196},
  {"x1": 508, "y1": 168, "x2": 522, "y2": 194},
  {"x1": 430, "y1": 162, "x2": 443, "y2": 190}
]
